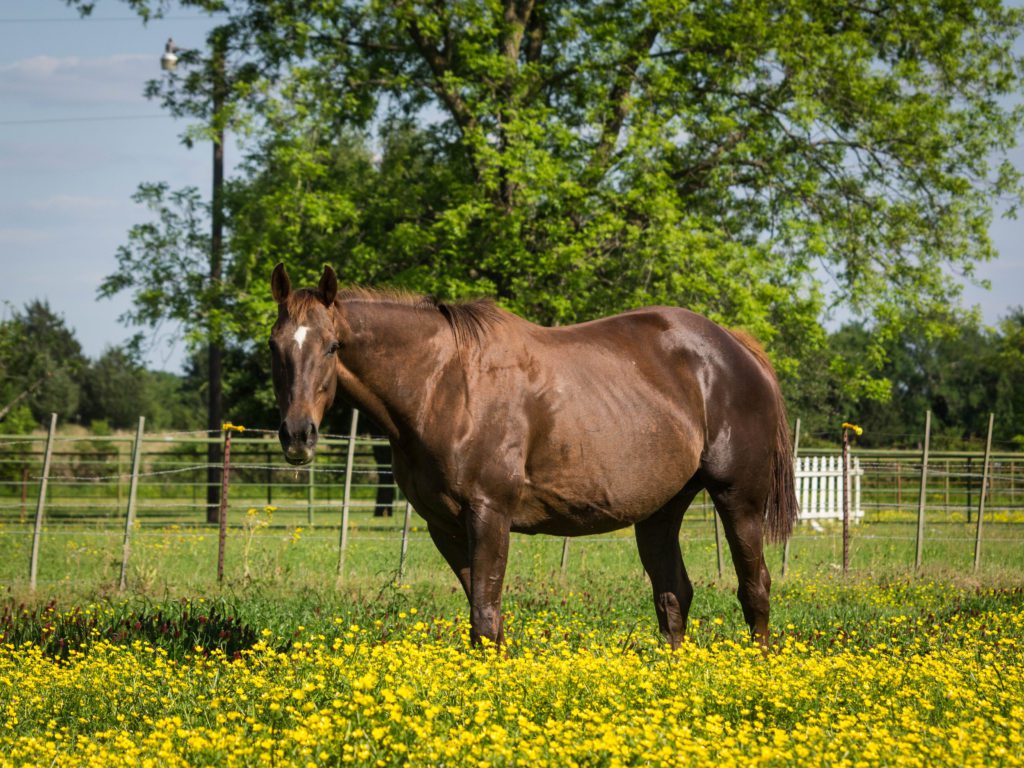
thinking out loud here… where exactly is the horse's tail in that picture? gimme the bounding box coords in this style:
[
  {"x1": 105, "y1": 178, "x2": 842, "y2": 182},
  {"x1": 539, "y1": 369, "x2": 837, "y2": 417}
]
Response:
[{"x1": 728, "y1": 329, "x2": 799, "y2": 544}]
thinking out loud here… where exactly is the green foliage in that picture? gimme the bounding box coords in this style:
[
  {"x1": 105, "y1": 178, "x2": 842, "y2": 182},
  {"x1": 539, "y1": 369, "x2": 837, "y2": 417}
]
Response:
[
  {"x1": 0, "y1": 305, "x2": 202, "y2": 433},
  {"x1": 98, "y1": 184, "x2": 216, "y2": 349},
  {"x1": 789, "y1": 309, "x2": 1024, "y2": 449},
  {"x1": 79, "y1": 344, "x2": 205, "y2": 431},
  {"x1": 80, "y1": 347, "x2": 151, "y2": 430},
  {"x1": 0, "y1": 300, "x2": 87, "y2": 425},
  {"x1": 0, "y1": 599, "x2": 260, "y2": 662},
  {"x1": 0, "y1": 406, "x2": 35, "y2": 435},
  {"x1": 70, "y1": 1, "x2": 1024, "y2": 412}
]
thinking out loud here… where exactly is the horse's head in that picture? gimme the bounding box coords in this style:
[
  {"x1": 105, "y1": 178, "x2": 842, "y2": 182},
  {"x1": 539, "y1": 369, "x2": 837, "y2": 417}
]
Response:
[{"x1": 268, "y1": 262, "x2": 340, "y2": 465}]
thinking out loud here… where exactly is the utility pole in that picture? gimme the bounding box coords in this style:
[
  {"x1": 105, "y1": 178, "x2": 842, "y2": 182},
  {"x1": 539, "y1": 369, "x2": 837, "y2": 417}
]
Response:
[
  {"x1": 161, "y1": 34, "x2": 229, "y2": 523},
  {"x1": 206, "y1": 30, "x2": 227, "y2": 523}
]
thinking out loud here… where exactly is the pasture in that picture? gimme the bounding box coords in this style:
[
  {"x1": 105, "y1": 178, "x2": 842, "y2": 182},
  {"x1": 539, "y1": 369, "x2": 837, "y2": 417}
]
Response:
[
  {"x1": 2, "y1": 519, "x2": 1024, "y2": 766},
  {"x1": 2, "y1": 432, "x2": 1024, "y2": 765}
]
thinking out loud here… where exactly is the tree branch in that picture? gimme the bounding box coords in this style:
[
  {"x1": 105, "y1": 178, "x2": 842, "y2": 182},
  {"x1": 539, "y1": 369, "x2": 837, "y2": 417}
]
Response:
[
  {"x1": 502, "y1": 0, "x2": 536, "y2": 62},
  {"x1": 0, "y1": 372, "x2": 52, "y2": 423},
  {"x1": 407, "y1": 19, "x2": 476, "y2": 134},
  {"x1": 586, "y1": 22, "x2": 659, "y2": 180}
]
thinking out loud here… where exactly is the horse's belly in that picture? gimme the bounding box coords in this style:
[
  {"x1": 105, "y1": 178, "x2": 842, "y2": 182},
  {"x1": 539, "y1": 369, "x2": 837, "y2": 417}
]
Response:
[{"x1": 514, "y1": 426, "x2": 701, "y2": 535}]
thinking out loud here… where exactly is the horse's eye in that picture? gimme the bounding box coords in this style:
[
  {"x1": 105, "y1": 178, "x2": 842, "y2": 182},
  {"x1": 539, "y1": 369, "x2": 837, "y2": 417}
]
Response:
[{"x1": 327, "y1": 341, "x2": 340, "y2": 356}]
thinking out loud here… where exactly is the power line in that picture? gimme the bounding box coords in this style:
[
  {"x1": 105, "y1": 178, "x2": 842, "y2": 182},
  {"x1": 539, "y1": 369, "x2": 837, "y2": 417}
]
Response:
[
  {"x1": 0, "y1": 114, "x2": 171, "y2": 126},
  {"x1": 0, "y1": 16, "x2": 212, "y2": 23}
]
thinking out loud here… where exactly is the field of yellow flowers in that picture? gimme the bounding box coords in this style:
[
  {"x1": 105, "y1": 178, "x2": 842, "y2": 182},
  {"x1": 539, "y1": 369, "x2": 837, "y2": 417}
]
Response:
[{"x1": 1, "y1": 575, "x2": 1023, "y2": 767}]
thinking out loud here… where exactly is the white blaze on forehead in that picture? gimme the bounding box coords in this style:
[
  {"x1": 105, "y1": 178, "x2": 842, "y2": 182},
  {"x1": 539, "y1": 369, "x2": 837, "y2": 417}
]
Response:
[{"x1": 293, "y1": 325, "x2": 310, "y2": 349}]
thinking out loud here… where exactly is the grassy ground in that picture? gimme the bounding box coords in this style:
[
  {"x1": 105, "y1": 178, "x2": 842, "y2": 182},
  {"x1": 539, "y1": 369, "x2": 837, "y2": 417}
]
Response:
[
  {"x1": 2, "y1": 504, "x2": 1023, "y2": 592},
  {"x1": 1, "y1": 512, "x2": 1023, "y2": 766}
]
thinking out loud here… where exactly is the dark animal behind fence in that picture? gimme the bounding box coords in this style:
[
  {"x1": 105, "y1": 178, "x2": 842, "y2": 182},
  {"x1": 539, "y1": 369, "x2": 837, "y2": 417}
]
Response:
[{"x1": 268, "y1": 264, "x2": 797, "y2": 648}]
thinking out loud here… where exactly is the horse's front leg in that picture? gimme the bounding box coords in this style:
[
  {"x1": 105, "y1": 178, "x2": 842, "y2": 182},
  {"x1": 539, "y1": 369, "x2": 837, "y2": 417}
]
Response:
[
  {"x1": 426, "y1": 521, "x2": 471, "y2": 601},
  {"x1": 466, "y1": 504, "x2": 511, "y2": 648}
]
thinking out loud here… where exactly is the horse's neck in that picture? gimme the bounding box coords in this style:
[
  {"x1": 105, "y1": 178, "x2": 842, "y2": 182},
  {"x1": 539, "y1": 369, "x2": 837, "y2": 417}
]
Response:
[{"x1": 336, "y1": 301, "x2": 459, "y2": 439}]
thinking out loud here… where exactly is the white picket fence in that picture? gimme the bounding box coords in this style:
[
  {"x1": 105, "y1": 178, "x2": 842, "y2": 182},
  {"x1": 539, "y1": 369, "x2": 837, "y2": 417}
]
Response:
[{"x1": 795, "y1": 455, "x2": 864, "y2": 523}]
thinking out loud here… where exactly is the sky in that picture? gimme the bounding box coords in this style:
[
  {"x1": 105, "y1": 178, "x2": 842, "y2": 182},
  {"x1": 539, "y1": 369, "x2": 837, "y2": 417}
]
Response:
[
  {"x1": 0, "y1": 1, "x2": 1022, "y2": 375},
  {"x1": 0, "y1": 0, "x2": 219, "y2": 372}
]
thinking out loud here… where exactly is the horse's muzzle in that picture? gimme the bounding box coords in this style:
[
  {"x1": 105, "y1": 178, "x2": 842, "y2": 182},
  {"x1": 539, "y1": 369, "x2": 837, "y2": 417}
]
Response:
[{"x1": 280, "y1": 419, "x2": 318, "y2": 465}]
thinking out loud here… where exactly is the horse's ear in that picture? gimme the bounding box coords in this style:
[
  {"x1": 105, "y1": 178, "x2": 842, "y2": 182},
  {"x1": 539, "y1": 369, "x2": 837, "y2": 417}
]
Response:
[
  {"x1": 319, "y1": 265, "x2": 338, "y2": 307},
  {"x1": 271, "y1": 262, "x2": 291, "y2": 304}
]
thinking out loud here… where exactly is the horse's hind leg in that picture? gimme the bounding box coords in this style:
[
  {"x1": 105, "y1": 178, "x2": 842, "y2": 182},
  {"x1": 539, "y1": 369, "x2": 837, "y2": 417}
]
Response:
[
  {"x1": 634, "y1": 488, "x2": 700, "y2": 650},
  {"x1": 708, "y1": 485, "x2": 772, "y2": 647}
]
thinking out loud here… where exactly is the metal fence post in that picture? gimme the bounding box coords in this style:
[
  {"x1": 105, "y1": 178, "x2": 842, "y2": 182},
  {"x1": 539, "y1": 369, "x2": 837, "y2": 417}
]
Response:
[
  {"x1": 914, "y1": 410, "x2": 932, "y2": 571},
  {"x1": 28, "y1": 413, "x2": 58, "y2": 590},
  {"x1": 560, "y1": 537, "x2": 570, "y2": 577},
  {"x1": 974, "y1": 413, "x2": 995, "y2": 573},
  {"x1": 398, "y1": 500, "x2": 413, "y2": 583},
  {"x1": 118, "y1": 416, "x2": 145, "y2": 591},
  {"x1": 782, "y1": 417, "x2": 801, "y2": 578},
  {"x1": 337, "y1": 408, "x2": 359, "y2": 584}
]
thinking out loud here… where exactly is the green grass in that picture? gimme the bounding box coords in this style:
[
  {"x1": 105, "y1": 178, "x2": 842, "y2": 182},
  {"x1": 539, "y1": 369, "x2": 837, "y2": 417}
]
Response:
[
  {"x1": 2, "y1": 505, "x2": 1023, "y2": 662},
  {"x1": 2, "y1": 508, "x2": 1023, "y2": 591}
]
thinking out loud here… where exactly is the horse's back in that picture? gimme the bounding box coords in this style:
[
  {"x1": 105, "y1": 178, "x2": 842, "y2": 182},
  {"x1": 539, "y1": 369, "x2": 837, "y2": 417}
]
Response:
[{"x1": 491, "y1": 306, "x2": 776, "y2": 534}]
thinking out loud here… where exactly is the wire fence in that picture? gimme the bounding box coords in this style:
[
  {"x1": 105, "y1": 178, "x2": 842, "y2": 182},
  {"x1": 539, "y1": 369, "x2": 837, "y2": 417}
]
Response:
[{"x1": 1, "y1": 412, "x2": 1022, "y2": 592}]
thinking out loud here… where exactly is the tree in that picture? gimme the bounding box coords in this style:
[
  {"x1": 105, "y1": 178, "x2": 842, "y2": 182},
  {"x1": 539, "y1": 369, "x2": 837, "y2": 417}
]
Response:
[
  {"x1": 787, "y1": 310, "x2": 1024, "y2": 450},
  {"x1": 993, "y1": 308, "x2": 1024, "y2": 447},
  {"x1": 80, "y1": 346, "x2": 153, "y2": 430},
  {"x1": 0, "y1": 300, "x2": 87, "y2": 425},
  {"x1": 72, "y1": 0, "x2": 1023, "y2": 396}
]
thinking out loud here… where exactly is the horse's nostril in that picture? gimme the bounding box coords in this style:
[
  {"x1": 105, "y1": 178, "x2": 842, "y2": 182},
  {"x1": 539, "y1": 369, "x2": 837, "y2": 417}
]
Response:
[{"x1": 304, "y1": 422, "x2": 318, "y2": 446}]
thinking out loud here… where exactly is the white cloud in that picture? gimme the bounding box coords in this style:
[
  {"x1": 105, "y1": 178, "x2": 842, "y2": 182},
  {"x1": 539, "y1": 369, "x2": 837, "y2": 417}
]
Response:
[{"x1": 0, "y1": 53, "x2": 155, "y2": 107}]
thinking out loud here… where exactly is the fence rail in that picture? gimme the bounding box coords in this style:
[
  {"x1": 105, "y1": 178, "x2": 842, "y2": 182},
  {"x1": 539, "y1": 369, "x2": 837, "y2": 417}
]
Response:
[{"x1": 1, "y1": 413, "x2": 1022, "y2": 590}]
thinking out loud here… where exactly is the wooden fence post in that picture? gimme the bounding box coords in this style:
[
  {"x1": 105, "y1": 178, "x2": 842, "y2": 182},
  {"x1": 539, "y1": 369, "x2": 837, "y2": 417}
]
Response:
[
  {"x1": 914, "y1": 410, "x2": 931, "y2": 571},
  {"x1": 398, "y1": 501, "x2": 413, "y2": 583},
  {"x1": 28, "y1": 413, "x2": 58, "y2": 590},
  {"x1": 337, "y1": 409, "x2": 359, "y2": 584},
  {"x1": 211, "y1": 428, "x2": 243, "y2": 581},
  {"x1": 118, "y1": 417, "x2": 145, "y2": 592},
  {"x1": 842, "y1": 426, "x2": 851, "y2": 574},
  {"x1": 973, "y1": 413, "x2": 995, "y2": 573},
  {"x1": 217, "y1": 425, "x2": 236, "y2": 584},
  {"x1": 782, "y1": 417, "x2": 801, "y2": 578}
]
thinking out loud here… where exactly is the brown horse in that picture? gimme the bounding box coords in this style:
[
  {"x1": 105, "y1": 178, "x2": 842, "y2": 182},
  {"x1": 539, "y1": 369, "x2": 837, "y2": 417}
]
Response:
[{"x1": 268, "y1": 263, "x2": 797, "y2": 649}]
